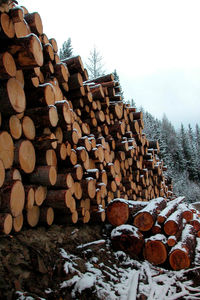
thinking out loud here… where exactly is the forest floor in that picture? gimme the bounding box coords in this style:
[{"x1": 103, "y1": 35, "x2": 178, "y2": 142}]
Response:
[{"x1": 1, "y1": 223, "x2": 200, "y2": 300}]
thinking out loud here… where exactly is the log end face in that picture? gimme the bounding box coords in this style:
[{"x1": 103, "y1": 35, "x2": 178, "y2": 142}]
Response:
[
  {"x1": 0, "y1": 159, "x2": 5, "y2": 187},
  {"x1": 7, "y1": 78, "x2": 26, "y2": 113},
  {"x1": 3, "y1": 213, "x2": 12, "y2": 235},
  {"x1": 0, "y1": 131, "x2": 14, "y2": 169},
  {"x1": 10, "y1": 180, "x2": 25, "y2": 217},
  {"x1": 134, "y1": 212, "x2": 154, "y2": 232},
  {"x1": 107, "y1": 201, "x2": 129, "y2": 227},
  {"x1": 19, "y1": 140, "x2": 36, "y2": 173},
  {"x1": 169, "y1": 249, "x2": 190, "y2": 270},
  {"x1": 144, "y1": 240, "x2": 167, "y2": 265}
]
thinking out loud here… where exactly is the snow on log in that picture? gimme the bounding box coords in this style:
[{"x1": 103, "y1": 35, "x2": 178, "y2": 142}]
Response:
[
  {"x1": 169, "y1": 224, "x2": 196, "y2": 270},
  {"x1": 133, "y1": 198, "x2": 167, "y2": 232},
  {"x1": 111, "y1": 224, "x2": 144, "y2": 259},
  {"x1": 143, "y1": 234, "x2": 168, "y2": 265}
]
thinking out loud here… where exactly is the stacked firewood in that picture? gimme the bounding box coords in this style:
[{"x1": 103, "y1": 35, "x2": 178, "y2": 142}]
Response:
[
  {"x1": 108, "y1": 197, "x2": 200, "y2": 270},
  {"x1": 0, "y1": 4, "x2": 173, "y2": 235}
]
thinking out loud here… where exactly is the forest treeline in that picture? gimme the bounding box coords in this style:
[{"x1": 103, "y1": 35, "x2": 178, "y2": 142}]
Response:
[{"x1": 140, "y1": 109, "x2": 200, "y2": 203}]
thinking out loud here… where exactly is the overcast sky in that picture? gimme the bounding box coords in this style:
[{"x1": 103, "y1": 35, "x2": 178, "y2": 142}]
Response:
[{"x1": 18, "y1": 0, "x2": 200, "y2": 129}]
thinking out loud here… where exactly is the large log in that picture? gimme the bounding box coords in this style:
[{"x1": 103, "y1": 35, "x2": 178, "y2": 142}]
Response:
[
  {"x1": 144, "y1": 234, "x2": 168, "y2": 265},
  {"x1": 106, "y1": 199, "x2": 129, "y2": 226},
  {"x1": 8, "y1": 33, "x2": 44, "y2": 68},
  {"x1": 111, "y1": 224, "x2": 144, "y2": 259},
  {"x1": 0, "y1": 51, "x2": 16, "y2": 79}
]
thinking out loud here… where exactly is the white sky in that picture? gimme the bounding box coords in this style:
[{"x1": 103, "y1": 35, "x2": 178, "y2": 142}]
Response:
[{"x1": 18, "y1": 0, "x2": 200, "y2": 128}]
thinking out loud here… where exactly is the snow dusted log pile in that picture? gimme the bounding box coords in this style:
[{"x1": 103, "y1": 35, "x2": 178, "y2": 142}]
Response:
[
  {"x1": 0, "y1": 3, "x2": 174, "y2": 235},
  {"x1": 109, "y1": 197, "x2": 200, "y2": 270}
]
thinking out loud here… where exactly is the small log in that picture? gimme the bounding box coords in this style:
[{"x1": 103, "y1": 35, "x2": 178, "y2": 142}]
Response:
[
  {"x1": 8, "y1": 115, "x2": 22, "y2": 140},
  {"x1": 54, "y1": 172, "x2": 74, "y2": 189},
  {"x1": 21, "y1": 116, "x2": 36, "y2": 140},
  {"x1": 82, "y1": 177, "x2": 96, "y2": 199},
  {"x1": 26, "y1": 205, "x2": 40, "y2": 227},
  {"x1": 169, "y1": 224, "x2": 196, "y2": 270},
  {"x1": 0, "y1": 180, "x2": 25, "y2": 217},
  {"x1": 14, "y1": 139, "x2": 36, "y2": 174},
  {"x1": 0, "y1": 51, "x2": 16, "y2": 79},
  {"x1": 14, "y1": 19, "x2": 30, "y2": 38},
  {"x1": 163, "y1": 207, "x2": 183, "y2": 236},
  {"x1": 24, "y1": 185, "x2": 35, "y2": 209},
  {"x1": 0, "y1": 131, "x2": 14, "y2": 169},
  {"x1": 157, "y1": 197, "x2": 184, "y2": 224},
  {"x1": 45, "y1": 189, "x2": 72, "y2": 209},
  {"x1": 0, "y1": 159, "x2": 5, "y2": 188},
  {"x1": 106, "y1": 199, "x2": 129, "y2": 226},
  {"x1": 62, "y1": 55, "x2": 84, "y2": 74},
  {"x1": 25, "y1": 105, "x2": 58, "y2": 128},
  {"x1": 26, "y1": 83, "x2": 55, "y2": 107},
  {"x1": 144, "y1": 234, "x2": 168, "y2": 265},
  {"x1": 28, "y1": 165, "x2": 57, "y2": 186},
  {"x1": 74, "y1": 181, "x2": 82, "y2": 200},
  {"x1": 39, "y1": 207, "x2": 54, "y2": 226},
  {"x1": 0, "y1": 213, "x2": 12, "y2": 234},
  {"x1": 0, "y1": 78, "x2": 26, "y2": 115},
  {"x1": 133, "y1": 197, "x2": 167, "y2": 232},
  {"x1": 24, "y1": 12, "x2": 43, "y2": 35},
  {"x1": 13, "y1": 213, "x2": 23, "y2": 232},
  {"x1": 111, "y1": 224, "x2": 144, "y2": 259},
  {"x1": 0, "y1": 12, "x2": 15, "y2": 39},
  {"x1": 9, "y1": 7, "x2": 24, "y2": 23}
]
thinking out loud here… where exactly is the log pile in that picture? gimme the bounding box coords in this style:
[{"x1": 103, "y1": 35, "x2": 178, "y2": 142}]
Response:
[
  {"x1": 0, "y1": 3, "x2": 173, "y2": 235},
  {"x1": 108, "y1": 197, "x2": 200, "y2": 270}
]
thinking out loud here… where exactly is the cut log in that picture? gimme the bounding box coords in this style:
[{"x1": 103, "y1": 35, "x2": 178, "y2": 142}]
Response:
[
  {"x1": 24, "y1": 185, "x2": 35, "y2": 209},
  {"x1": 26, "y1": 83, "x2": 55, "y2": 107},
  {"x1": 0, "y1": 78, "x2": 26, "y2": 115},
  {"x1": 163, "y1": 207, "x2": 183, "y2": 236},
  {"x1": 45, "y1": 189, "x2": 72, "y2": 209},
  {"x1": 24, "y1": 12, "x2": 43, "y2": 35},
  {"x1": 28, "y1": 165, "x2": 57, "y2": 186},
  {"x1": 14, "y1": 139, "x2": 36, "y2": 174},
  {"x1": 14, "y1": 19, "x2": 30, "y2": 38},
  {"x1": 106, "y1": 199, "x2": 129, "y2": 226},
  {"x1": 157, "y1": 197, "x2": 184, "y2": 224},
  {"x1": 0, "y1": 12, "x2": 15, "y2": 39},
  {"x1": 26, "y1": 205, "x2": 40, "y2": 227},
  {"x1": 0, "y1": 213, "x2": 12, "y2": 234},
  {"x1": 144, "y1": 234, "x2": 168, "y2": 265},
  {"x1": 82, "y1": 177, "x2": 96, "y2": 199},
  {"x1": 0, "y1": 131, "x2": 14, "y2": 169},
  {"x1": 74, "y1": 181, "x2": 82, "y2": 200},
  {"x1": 21, "y1": 116, "x2": 36, "y2": 140},
  {"x1": 0, "y1": 51, "x2": 16, "y2": 79},
  {"x1": 54, "y1": 172, "x2": 74, "y2": 189},
  {"x1": 0, "y1": 180, "x2": 25, "y2": 217},
  {"x1": 9, "y1": 7, "x2": 24, "y2": 23},
  {"x1": 0, "y1": 159, "x2": 5, "y2": 187},
  {"x1": 13, "y1": 213, "x2": 23, "y2": 232},
  {"x1": 8, "y1": 34, "x2": 44, "y2": 68},
  {"x1": 133, "y1": 197, "x2": 167, "y2": 232},
  {"x1": 39, "y1": 207, "x2": 54, "y2": 226},
  {"x1": 111, "y1": 224, "x2": 144, "y2": 259},
  {"x1": 169, "y1": 224, "x2": 196, "y2": 270},
  {"x1": 25, "y1": 105, "x2": 58, "y2": 128},
  {"x1": 8, "y1": 115, "x2": 22, "y2": 139},
  {"x1": 62, "y1": 55, "x2": 84, "y2": 74}
]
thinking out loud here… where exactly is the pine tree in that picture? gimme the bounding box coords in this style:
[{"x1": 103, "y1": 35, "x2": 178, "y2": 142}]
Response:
[
  {"x1": 180, "y1": 124, "x2": 198, "y2": 181},
  {"x1": 113, "y1": 69, "x2": 124, "y2": 100},
  {"x1": 86, "y1": 47, "x2": 105, "y2": 79},
  {"x1": 59, "y1": 38, "x2": 73, "y2": 60}
]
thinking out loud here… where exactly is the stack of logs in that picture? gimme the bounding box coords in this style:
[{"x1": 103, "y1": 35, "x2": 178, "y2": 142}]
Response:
[
  {"x1": 0, "y1": 3, "x2": 173, "y2": 235},
  {"x1": 108, "y1": 197, "x2": 200, "y2": 270}
]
